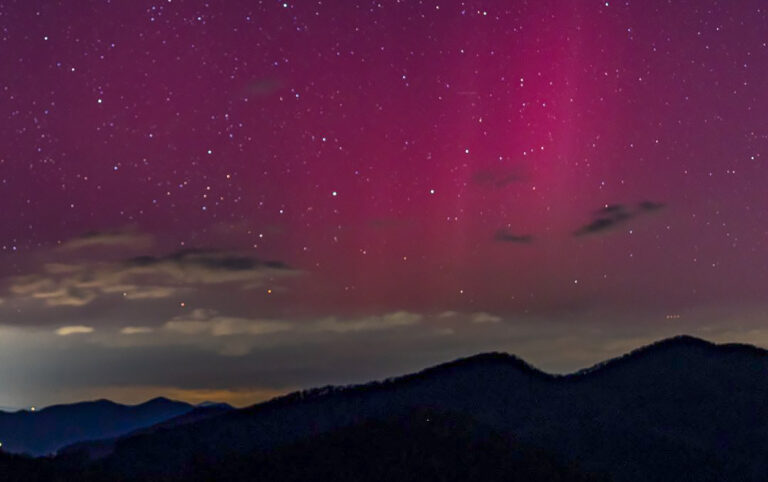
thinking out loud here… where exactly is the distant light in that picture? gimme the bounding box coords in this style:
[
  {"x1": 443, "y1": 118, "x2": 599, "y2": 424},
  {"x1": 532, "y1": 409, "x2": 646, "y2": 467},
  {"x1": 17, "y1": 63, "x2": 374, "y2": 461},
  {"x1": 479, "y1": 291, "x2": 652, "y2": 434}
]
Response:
[
  {"x1": 429, "y1": 189, "x2": 435, "y2": 195},
  {"x1": 331, "y1": 191, "x2": 337, "y2": 196},
  {"x1": 30, "y1": 407, "x2": 36, "y2": 412},
  {"x1": 97, "y1": 98, "x2": 102, "y2": 104},
  {"x1": 179, "y1": 301, "x2": 185, "y2": 307},
  {"x1": 267, "y1": 289, "x2": 272, "y2": 294}
]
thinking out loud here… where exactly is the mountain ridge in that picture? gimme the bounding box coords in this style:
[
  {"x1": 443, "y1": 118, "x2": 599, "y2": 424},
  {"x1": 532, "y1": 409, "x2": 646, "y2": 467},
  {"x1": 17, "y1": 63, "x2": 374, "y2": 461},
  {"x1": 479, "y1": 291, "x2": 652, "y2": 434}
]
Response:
[
  {"x1": 51, "y1": 334, "x2": 768, "y2": 482},
  {"x1": 4, "y1": 334, "x2": 768, "y2": 481},
  {"x1": 0, "y1": 397, "x2": 195, "y2": 456},
  {"x1": 244, "y1": 334, "x2": 765, "y2": 409}
]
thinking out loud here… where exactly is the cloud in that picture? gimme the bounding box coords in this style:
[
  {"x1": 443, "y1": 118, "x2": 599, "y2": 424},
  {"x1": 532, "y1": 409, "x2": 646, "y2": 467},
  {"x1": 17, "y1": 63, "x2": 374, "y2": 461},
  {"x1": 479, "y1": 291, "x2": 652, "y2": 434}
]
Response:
[
  {"x1": 162, "y1": 309, "x2": 421, "y2": 339},
  {"x1": 471, "y1": 312, "x2": 502, "y2": 324},
  {"x1": 55, "y1": 325, "x2": 94, "y2": 336},
  {"x1": 494, "y1": 228, "x2": 533, "y2": 244},
  {"x1": 637, "y1": 200, "x2": 666, "y2": 212},
  {"x1": 59, "y1": 229, "x2": 154, "y2": 251},
  {"x1": 3, "y1": 246, "x2": 298, "y2": 309},
  {"x1": 574, "y1": 217, "x2": 623, "y2": 236},
  {"x1": 124, "y1": 249, "x2": 294, "y2": 284},
  {"x1": 10, "y1": 277, "x2": 98, "y2": 306},
  {"x1": 311, "y1": 311, "x2": 422, "y2": 333},
  {"x1": 118, "y1": 286, "x2": 179, "y2": 300},
  {"x1": 164, "y1": 311, "x2": 293, "y2": 337},
  {"x1": 47, "y1": 288, "x2": 98, "y2": 306},
  {"x1": 438, "y1": 311, "x2": 501, "y2": 324},
  {"x1": 120, "y1": 326, "x2": 154, "y2": 335},
  {"x1": 574, "y1": 201, "x2": 665, "y2": 236},
  {"x1": 147, "y1": 310, "x2": 423, "y2": 356},
  {"x1": 595, "y1": 204, "x2": 629, "y2": 216}
]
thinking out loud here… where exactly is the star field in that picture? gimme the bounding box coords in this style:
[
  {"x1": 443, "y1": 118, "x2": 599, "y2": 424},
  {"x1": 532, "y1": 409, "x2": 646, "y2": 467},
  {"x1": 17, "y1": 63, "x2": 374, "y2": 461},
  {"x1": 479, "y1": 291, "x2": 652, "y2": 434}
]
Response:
[{"x1": 0, "y1": 0, "x2": 767, "y2": 407}]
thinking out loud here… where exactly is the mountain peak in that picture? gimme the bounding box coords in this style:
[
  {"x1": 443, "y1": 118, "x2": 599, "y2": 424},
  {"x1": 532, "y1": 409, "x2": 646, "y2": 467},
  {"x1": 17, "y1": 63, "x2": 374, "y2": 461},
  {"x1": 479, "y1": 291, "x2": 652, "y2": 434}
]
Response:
[
  {"x1": 418, "y1": 351, "x2": 548, "y2": 377},
  {"x1": 140, "y1": 396, "x2": 175, "y2": 406},
  {"x1": 651, "y1": 334, "x2": 712, "y2": 347},
  {"x1": 570, "y1": 334, "x2": 767, "y2": 378}
]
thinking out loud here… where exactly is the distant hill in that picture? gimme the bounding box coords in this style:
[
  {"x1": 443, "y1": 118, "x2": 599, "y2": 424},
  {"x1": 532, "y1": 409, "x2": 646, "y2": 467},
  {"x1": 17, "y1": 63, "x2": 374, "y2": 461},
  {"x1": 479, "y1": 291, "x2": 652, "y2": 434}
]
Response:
[
  {"x1": 58, "y1": 404, "x2": 234, "y2": 460},
  {"x1": 0, "y1": 397, "x2": 194, "y2": 456},
  {"x1": 5, "y1": 335, "x2": 768, "y2": 481},
  {"x1": 196, "y1": 401, "x2": 233, "y2": 410}
]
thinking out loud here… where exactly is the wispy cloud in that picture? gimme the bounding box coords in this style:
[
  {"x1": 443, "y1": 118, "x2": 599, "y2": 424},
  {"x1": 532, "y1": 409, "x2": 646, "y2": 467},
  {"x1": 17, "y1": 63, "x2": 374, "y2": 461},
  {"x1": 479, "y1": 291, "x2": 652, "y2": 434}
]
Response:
[
  {"x1": 574, "y1": 201, "x2": 666, "y2": 236},
  {"x1": 59, "y1": 229, "x2": 154, "y2": 251},
  {"x1": 310, "y1": 311, "x2": 422, "y2": 333},
  {"x1": 494, "y1": 228, "x2": 533, "y2": 244},
  {"x1": 55, "y1": 325, "x2": 94, "y2": 336},
  {"x1": 164, "y1": 310, "x2": 293, "y2": 337},
  {"x1": 120, "y1": 326, "x2": 154, "y2": 335},
  {"x1": 471, "y1": 312, "x2": 502, "y2": 324},
  {"x1": 123, "y1": 249, "x2": 294, "y2": 285},
  {"x1": 162, "y1": 309, "x2": 421, "y2": 339},
  {"x1": 4, "y1": 240, "x2": 298, "y2": 309}
]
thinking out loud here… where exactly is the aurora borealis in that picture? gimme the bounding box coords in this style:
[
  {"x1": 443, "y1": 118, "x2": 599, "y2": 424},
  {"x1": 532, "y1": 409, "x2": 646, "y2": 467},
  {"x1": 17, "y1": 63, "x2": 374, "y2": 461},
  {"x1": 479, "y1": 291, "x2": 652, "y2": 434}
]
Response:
[{"x1": 1, "y1": 0, "x2": 767, "y2": 407}]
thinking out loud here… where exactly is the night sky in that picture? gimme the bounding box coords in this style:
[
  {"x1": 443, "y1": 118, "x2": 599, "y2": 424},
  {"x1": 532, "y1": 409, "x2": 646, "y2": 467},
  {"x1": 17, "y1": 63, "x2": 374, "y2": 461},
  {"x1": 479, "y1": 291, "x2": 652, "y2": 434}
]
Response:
[{"x1": 1, "y1": 0, "x2": 767, "y2": 408}]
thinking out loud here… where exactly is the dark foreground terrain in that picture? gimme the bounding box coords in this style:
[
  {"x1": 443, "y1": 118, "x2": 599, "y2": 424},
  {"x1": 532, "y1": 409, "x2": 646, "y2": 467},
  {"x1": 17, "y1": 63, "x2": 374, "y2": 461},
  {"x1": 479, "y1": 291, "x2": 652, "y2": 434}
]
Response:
[
  {"x1": 2, "y1": 335, "x2": 767, "y2": 481},
  {"x1": 2, "y1": 410, "x2": 601, "y2": 482}
]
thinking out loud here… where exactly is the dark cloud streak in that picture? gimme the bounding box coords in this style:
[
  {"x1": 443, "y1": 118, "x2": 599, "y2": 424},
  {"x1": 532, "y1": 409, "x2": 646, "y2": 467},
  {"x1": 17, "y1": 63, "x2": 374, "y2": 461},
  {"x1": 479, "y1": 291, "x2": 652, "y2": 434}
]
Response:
[
  {"x1": 574, "y1": 201, "x2": 666, "y2": 237},
  {"x1": 471, "y1": 168, "x2": 528, "y2": 188},
  {"x1": 494, "y1": 229, "x2": 533, "y2": 244},
  {"x1": 126, "y1": 249, "x2": 292, "y2": 272}
]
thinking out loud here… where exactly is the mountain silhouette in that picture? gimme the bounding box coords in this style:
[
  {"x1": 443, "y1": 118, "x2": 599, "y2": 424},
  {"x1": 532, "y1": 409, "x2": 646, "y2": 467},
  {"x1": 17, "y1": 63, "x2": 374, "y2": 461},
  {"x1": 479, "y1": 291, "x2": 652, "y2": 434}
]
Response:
[
  {"x1": 58, "y1": 403, "x2": 234, "y2": 460},
  {"x1": 1, "y1": 410, "x2": 603, "y2": 482},
  {"x1": 3, "y1": 335, "x2": 768, "y2": 481},
  {"x1": 0, "y1": 397, "x2": 194, "y2": 456},
  {"x1": 195, "y1": 401, "x2": 233, "y2": 409}
]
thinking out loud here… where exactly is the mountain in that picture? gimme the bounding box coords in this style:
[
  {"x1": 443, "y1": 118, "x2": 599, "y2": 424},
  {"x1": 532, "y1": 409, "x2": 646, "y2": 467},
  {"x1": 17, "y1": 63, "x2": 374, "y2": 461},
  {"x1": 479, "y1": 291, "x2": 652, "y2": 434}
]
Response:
[
  {"x1": 0, "y1": 397, "x2": 194, "y2": 456},
  {"x1": 58, "y1": 403, "x2": 235, "y2": 460},
  {"x1": 5, "y1": 335, "x2": 768, "y2": 480},
  {"x1": 1, "y1": 410, "x2": 604, "y2": 482},
  {"x1": 196, "y1": 401, "x2": 233, "y2": 409}
]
